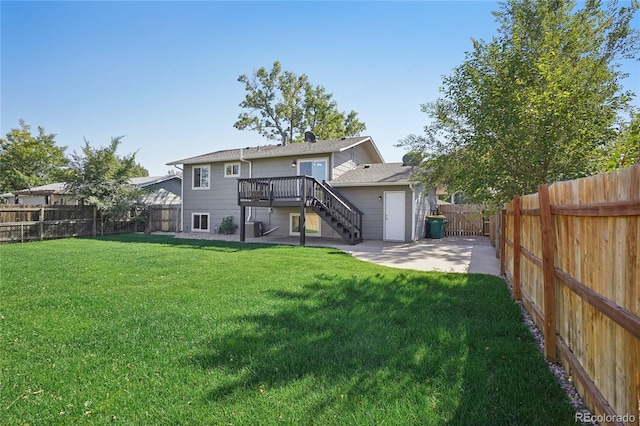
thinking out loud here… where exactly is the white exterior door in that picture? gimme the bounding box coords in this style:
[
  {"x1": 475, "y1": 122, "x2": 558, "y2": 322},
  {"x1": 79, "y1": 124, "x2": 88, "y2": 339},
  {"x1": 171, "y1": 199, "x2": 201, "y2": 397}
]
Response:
[{"x1": 384, "y1": 191, "x2": 405, "y2": 241}]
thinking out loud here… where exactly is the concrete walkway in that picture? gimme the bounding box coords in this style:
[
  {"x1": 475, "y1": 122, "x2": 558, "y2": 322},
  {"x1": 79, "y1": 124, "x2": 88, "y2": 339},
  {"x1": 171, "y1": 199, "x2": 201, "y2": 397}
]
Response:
[{"x1": 242, "y1": 235, "x2": 502, "y2": 276}]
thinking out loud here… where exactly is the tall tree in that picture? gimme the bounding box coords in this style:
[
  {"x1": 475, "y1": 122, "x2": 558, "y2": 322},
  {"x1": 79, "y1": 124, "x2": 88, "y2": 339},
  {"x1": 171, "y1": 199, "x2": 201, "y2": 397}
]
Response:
[
  {"x1": 0, "y1": 120, "x2": 70, "y2": 193},
  {"x1": 399, "y1": 0, "x2": 639, "y2": 208},
  {"x1": 599, "y1": 112, "x2": 640, "y2": 171},
  {"x1": 235, "y1": 61, "x2": 366, "y2": 142},
  {"x1": 65, "y1": 137, "x2": 146, "y2": 219}
]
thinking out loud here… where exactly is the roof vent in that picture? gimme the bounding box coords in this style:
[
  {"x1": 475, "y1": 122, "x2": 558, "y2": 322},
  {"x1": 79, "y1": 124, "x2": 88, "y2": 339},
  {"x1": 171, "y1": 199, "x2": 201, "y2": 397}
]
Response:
[{"x1": 363, "y1": 164, "x2": 370, "y2": 169}]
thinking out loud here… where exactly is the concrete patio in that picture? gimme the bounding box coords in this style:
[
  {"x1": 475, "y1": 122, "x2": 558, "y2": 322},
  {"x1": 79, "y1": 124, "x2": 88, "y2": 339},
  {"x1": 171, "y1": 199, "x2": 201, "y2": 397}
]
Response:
[
  {"x1": 247, "y1": 235, "x2": 501, "y2": 276},
  {"x1": 172, "y1": 232, "x2": 502, "y2": 276}
]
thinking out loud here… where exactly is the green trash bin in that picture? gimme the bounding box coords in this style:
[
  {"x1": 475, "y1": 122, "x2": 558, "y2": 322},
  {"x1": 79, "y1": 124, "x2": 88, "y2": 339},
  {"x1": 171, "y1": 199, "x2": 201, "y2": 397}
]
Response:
[{"x1": 426, "y1": 215, "x2": 447, "y2": 239}]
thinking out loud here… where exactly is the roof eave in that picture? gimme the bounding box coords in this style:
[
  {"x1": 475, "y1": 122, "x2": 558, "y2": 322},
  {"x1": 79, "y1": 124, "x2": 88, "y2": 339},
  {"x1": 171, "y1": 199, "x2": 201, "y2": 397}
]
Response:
[
  {"x1": 330, "y1": 181, "x2": 411, "y2": 187},
  {"x1": 338, "y1": 136, "x2": 384, "y2": 163}
]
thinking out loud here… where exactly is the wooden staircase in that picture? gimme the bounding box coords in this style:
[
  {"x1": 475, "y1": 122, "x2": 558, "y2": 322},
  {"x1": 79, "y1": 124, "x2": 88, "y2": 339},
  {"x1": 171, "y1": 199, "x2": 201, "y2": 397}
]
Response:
[{"x1": 309, "y1": 181, "x2": 363, "y2": 245}]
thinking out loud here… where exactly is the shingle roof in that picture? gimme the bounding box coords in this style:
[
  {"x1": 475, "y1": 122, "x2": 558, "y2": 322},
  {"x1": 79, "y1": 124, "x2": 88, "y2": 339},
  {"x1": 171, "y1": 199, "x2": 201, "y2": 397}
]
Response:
[
  {"x1": 166, "y1": 136, "x2": 382, "y2": 165},
  {"x1": 329, "y1": 162, "x2": 415, "y2": 186},
  {"x1": 10, "y1": 176, "x2": 179, "y2": 195},
  {"x1": 138, "y1": 188, "x2": 181, "y2": 205},
  {"x1": 12, "y1": 182, "x2": 67, "y2": 195}
]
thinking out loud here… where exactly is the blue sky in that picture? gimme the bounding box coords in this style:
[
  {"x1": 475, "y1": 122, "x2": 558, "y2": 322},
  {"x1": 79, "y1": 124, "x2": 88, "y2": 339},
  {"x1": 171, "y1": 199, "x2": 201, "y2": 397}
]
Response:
[{"x1": 2, "y1": 1, "x2": 638, "y2": 176}]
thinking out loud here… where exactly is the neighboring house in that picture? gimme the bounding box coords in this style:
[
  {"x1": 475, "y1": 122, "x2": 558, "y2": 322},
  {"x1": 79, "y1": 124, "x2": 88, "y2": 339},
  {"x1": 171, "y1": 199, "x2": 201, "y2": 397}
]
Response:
[
  {"x1": 167, "y1": 136, "x2": 427, "y2": 244},
  {"x1": 0, "y1": 193, "x2": 12, "y2": 204},
  {"x1": 10, "y1": 182, "x2": 77, "y2": 206},
  {"x1": 7, "y1": 175, "x2": 182, "y2": 206}
]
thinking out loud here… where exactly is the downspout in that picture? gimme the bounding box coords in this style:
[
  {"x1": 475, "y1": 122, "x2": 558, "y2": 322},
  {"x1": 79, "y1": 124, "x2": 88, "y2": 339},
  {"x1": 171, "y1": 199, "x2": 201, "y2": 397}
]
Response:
[
  {"x1": 174, "y1": 165, "x2": 183, "y2": 232},
  {"x1": 240, "y1": 148, "x2": 253, "y2": 221},
  {"x1": 410, "y1": 183, "x2": 417, "y2": 241}
]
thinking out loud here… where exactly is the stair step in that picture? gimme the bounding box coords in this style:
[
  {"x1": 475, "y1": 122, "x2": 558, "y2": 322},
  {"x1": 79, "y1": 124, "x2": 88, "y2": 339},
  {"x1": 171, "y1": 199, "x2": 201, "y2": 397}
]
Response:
[{"x1": 311, "y1": 198, "x2": 362, "y2": 245}]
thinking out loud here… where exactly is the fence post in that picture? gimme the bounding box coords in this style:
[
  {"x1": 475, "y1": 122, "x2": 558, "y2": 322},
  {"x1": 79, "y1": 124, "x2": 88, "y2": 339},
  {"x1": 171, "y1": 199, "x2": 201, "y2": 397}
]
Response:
[
  {"x1": 39, "y1": 207, "x2": 45, "y2": 241},
  {"x1": 92, "y1": 207, "x2": 97, "y2": 237},
  {"x1": 538, "y1": 184, "x2": 557, "y2": 362},
  {"x1": 500, "y1": 209, "x2": 506, "y2": 276},
  {"x1": 513, "y1": 195, "x2": 521, "y2": 301}
]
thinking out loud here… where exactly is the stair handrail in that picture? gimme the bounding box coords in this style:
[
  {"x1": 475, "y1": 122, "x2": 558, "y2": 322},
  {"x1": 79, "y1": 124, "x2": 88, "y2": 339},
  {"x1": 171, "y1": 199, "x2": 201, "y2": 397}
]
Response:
[
  {"x1": 320, "y1": 180, "x2": 364, "y2": 215},
  {"x1": 307, "y1": 177, "x2": 362, "y2": 242}
]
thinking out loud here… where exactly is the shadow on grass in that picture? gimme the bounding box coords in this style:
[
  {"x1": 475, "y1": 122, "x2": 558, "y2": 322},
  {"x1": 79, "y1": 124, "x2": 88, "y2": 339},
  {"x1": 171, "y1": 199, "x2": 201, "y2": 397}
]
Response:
[
  {"x1": 185, "y1": 272, "x2": 576, "y2": 424},
  {"x1": 92, "y1": 233, "x2": 310, "y2": 254}
]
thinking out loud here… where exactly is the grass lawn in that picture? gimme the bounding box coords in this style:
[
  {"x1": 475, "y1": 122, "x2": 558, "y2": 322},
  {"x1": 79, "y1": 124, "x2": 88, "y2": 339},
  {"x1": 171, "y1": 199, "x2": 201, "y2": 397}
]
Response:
[{"x1": 1, "y1": 234, "x2": 579, "y2": 425}]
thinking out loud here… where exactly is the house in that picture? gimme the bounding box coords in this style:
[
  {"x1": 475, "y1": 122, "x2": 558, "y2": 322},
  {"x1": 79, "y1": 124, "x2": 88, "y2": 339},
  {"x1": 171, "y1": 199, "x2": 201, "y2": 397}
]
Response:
[
  {"x1": 9, "y1": 182, "x2": 76, "y2": 206},
  {"x1": 167, "y1": 136, "x2": 428, "y2": 244},
  {"x1": 7, "y1": 175, "x2": 182, "y2": 206}
]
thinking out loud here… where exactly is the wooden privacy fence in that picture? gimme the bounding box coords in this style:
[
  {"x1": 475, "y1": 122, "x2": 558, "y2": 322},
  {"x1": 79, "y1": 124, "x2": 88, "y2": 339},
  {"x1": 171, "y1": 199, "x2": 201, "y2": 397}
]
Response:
[
  {"x1": 147, "y1": 205, "x2": 181, "y2": 232},
  {"x1": 501, "y1": 164, "x2": 639, "y2": 425},
  {"x1": 439, "y1": 204, "x2": 490, "y2": 236},
  {"x1": 0, "y1": 205, "x2": 140, "y2": 243}
]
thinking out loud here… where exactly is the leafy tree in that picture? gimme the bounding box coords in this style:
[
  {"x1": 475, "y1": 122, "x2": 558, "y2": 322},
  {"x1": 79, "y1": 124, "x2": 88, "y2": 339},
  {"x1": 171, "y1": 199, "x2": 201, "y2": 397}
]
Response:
[
  {"x1": 130, "y1": 161, "x2": 150, "y2": 177},
  {"x1": 399, "y1": 0, "x2": 639, "y2": 208},
  {"x1": 599, "y1": 112, "x2": 640, "y2": 171},
  {"x1": 0, "y1": 120, "x2": 70, "y2": 193},
  {"x1": 65, "y1": 137, "x2": 146, "y2": 220},
  {"x1": 235, "y1": 61, "x2": 366, "y2": 142}
]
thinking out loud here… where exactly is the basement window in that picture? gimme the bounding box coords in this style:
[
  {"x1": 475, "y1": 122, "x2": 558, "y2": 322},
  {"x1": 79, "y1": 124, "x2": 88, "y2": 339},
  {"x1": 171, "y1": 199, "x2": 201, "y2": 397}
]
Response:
[{"x1": 192, "y1": 213, "x2": 210, "y2": 232}]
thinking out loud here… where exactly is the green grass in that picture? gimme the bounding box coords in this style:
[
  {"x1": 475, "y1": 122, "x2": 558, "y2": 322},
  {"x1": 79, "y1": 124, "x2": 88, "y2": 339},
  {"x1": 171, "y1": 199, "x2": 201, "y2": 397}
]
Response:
[{"x1": 0, "y1": 234, "x2": 578, "y2": 425}]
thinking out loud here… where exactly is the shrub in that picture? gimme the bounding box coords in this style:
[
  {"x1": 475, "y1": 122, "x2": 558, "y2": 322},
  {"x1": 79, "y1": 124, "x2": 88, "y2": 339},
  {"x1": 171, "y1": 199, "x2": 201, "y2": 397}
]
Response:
[{"x1": 219, "y1": 216, "x2": 238, "y2": 234}]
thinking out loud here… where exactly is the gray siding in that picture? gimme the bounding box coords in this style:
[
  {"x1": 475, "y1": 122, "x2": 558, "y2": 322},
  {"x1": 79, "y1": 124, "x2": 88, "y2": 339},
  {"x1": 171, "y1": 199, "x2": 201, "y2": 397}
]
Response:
[
  {"x1": 248, "y1": 207, "x2": 342, "y2": 239},
  {"x1": 332, "y1": 146, "x2": 384, "y2": 180},
  {"x1": 337, "y1": 185, "x2": 413, "y2": 242},
  {"x1": 149, "y1": 178, "x2": 181, "y2": 197},
  {"x1": 182, "y1": 163, "x2": 244, "y2": 233},
  {"x1": 413, "y1": 186, "x2": 428, "y2": 240}
]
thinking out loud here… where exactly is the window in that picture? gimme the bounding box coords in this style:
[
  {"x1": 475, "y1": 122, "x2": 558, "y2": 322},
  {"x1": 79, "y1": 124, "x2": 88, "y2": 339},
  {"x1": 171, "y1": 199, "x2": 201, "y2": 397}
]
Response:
[
  {"x1": 224, "y1": 162, "x2": 240, "y2": 178},
  {"x1": 192, "y1": 213, "x2": 210, "y2": 232},
  {"x1": 298, "y1": 158, "x2": 328, "y2": 181},
  {"x1": 290, "y1": 211, "x2": 321, "y2": 236},
  {"x1": 192, "y1": 165, "x2": 210, "y2": 189}
]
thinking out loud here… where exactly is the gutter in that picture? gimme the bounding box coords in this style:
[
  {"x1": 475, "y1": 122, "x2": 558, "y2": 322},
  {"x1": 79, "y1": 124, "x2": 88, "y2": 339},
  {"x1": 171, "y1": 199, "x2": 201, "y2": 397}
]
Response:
[
  {"x1": 329, "y1": 181, "x2": 411, "y2": 188},
  {"x1": 173, "y1": 165, "x2": 184, "y2": 231}
]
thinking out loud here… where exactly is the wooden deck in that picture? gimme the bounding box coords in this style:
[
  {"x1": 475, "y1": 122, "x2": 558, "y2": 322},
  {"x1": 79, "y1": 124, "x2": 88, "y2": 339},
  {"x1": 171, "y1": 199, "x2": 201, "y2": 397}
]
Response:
[{"x1": 237, "y1": 176, "x2": 363, "y2": 245}]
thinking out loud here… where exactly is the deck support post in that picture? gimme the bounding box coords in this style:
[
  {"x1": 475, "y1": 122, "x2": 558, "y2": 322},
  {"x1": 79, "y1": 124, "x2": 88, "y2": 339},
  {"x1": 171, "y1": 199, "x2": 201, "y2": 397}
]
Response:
[
  {"x1": 300, "y1": 178, "x2": 306, "y2": 246},
  {"x1": 240, "y1": 206, "x2": 246, "y2": 242}
]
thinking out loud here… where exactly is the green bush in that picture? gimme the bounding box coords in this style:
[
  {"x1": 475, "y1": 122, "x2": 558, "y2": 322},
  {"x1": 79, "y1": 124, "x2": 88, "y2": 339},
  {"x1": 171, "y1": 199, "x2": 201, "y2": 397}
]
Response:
[{"x1": 219, "y1": 216, "x2": 238, "y2": 234}]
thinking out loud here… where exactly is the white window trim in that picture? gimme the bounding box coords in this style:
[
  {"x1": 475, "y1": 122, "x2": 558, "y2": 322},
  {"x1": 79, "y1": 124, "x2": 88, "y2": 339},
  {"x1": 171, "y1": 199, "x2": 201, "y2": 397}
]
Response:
[
  {"x1": 297, "y1": 157, "x2": 329, "y2": 181},
  {"x1": 289, "y1": 211, "x2": 321, "y2": 237},
  {"x1": 224, "y1": 162, "x2": 241, "y2": 178},
  {"x1": 191, "y1": 212, "x2": 210, "y2": 232},
  {"x1": 192, "y1": 165, "x2": 210, "y2": 190}
]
